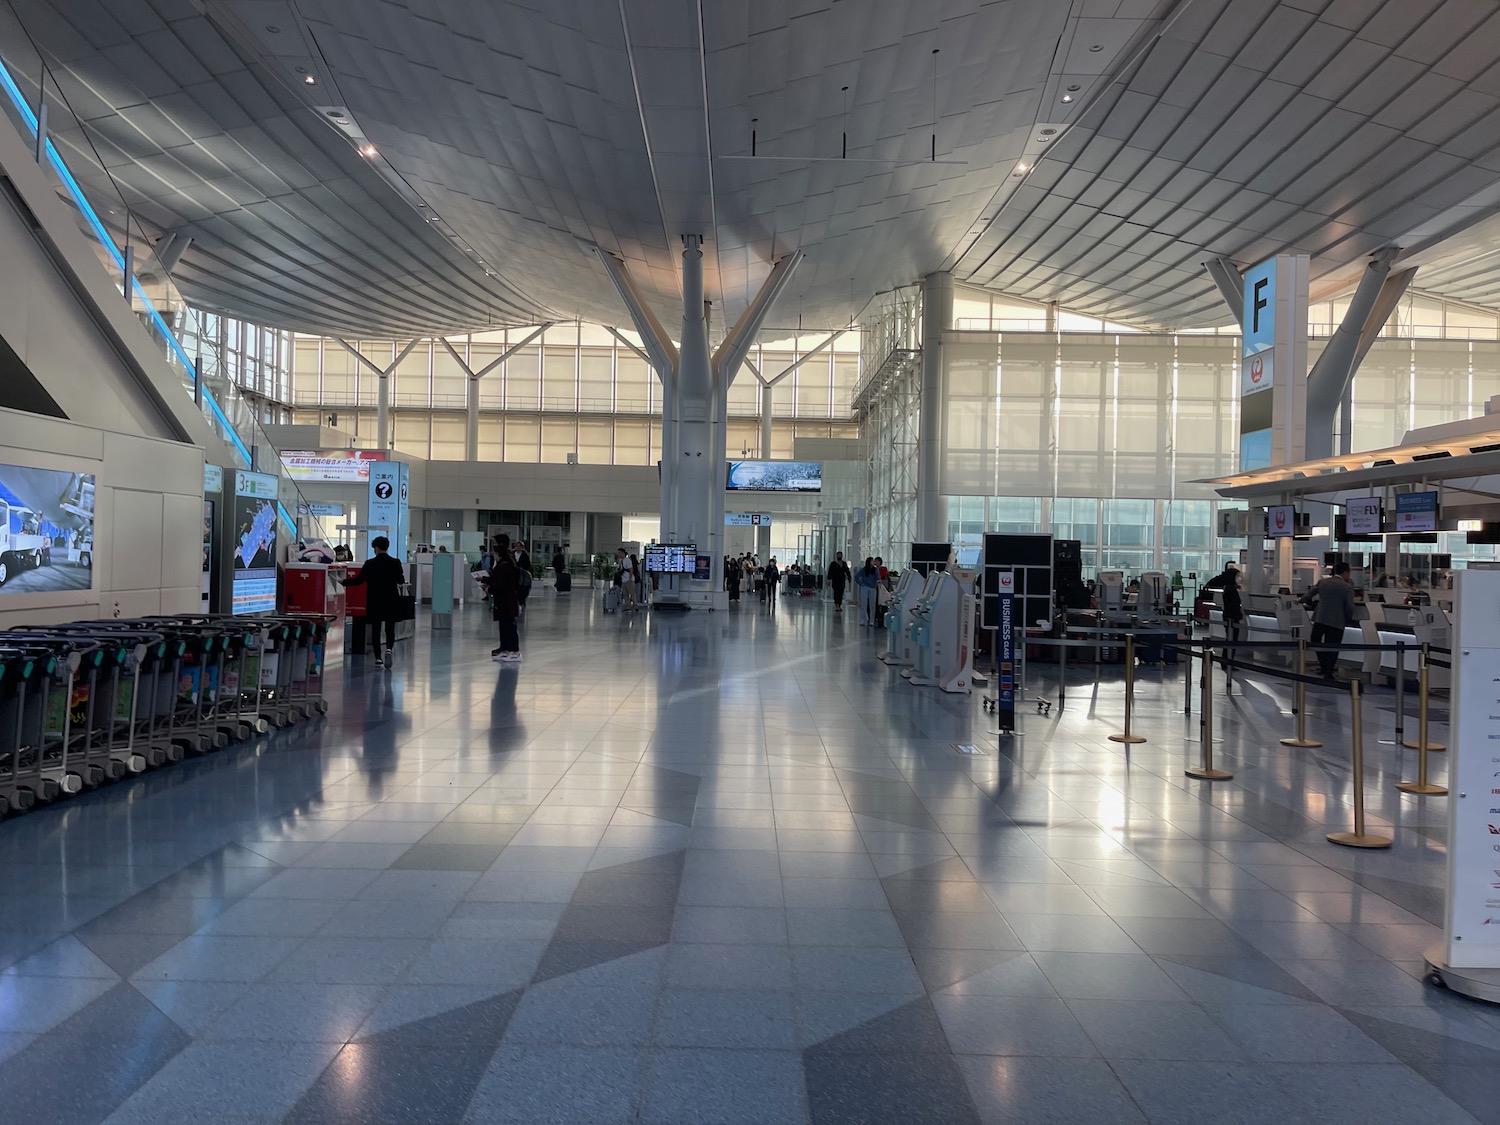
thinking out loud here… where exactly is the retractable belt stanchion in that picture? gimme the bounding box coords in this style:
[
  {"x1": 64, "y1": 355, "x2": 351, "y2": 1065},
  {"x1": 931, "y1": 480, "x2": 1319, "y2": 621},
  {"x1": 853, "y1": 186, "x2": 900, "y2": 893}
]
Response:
[
  {"x1": 1401, "y1": 642, "x2": 1446, "y2": 752},
  {"x1": 1109, "y1": 632, "x2": 1146, "y2": 744},
  {"x1": 1183, "y1": 641, "x2": 1193, "y2": 716},
  {"x1": 1382, "y1": 640, "x2": 1407, "y2": 747},
  {"x1": 1327, "y1": 681, "x2": 1392, "y2": 849},
  {"x1": 1397, "y1": 646, "x2": 1447, "y2": 796},
  {"x1": 1186, "y1": 641, "x2": 1232, "y2": 781},
  {"x1": 1280, "y1": 638, "x2": 1323, "y2": 749}
]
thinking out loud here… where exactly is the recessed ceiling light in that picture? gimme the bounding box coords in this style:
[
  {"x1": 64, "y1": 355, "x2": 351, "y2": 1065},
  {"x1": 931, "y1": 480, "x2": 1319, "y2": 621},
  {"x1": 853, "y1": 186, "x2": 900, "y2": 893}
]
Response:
[
  {"x1": 1040, "y1": 128, "x2": 1057, "y2": 136},
  {"x1": 1061, "y1": 94, "x2": 1074, "y2": 103},
  {"x1": 1067, "y1": 83, "x2": 1081, "y2": 91},
  {"x1": 360, "y1": 144, "x2": 377, "y2": 157},
  {"x1": 326, "y1": 110, "x2": 344, "y2": 119},
  {"x1": 1088, "y1": 44, "x2": 1103, "y2": 52},
  {"x1": 1013, "y1": 163, "x2": 1029, "y2": 176},
  {"x1": 266, "y1": 24, "x2": 281, "y2": 33},
  {"x1": 303, "y1": 75, "x2": 316, "y2": 85}
]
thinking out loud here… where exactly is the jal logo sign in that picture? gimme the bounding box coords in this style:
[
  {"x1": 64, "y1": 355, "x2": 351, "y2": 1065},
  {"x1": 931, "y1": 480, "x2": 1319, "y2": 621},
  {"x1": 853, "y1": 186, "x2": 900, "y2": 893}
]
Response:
[
  {"x1": 1268, "y1": 505, "x2": 1297, "y2": 539},
  {"x1": 1240, "y1": 350, "x2": 1274, "y2": 396}
]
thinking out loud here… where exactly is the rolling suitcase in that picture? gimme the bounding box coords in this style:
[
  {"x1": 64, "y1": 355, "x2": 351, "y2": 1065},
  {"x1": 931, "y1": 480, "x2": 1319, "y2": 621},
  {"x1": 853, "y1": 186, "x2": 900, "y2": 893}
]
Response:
[
  {"x1": 555, "y1": 571, "x2": 572, "y2": 594},
  {"x1": 603, "y1": 586, "x2": 621, "y2": 614}
]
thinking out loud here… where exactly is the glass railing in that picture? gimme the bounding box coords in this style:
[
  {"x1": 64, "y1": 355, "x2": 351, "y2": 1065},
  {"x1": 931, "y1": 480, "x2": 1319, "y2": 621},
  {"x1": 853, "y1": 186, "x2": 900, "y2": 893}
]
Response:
[{"x1": 0, "y1": 39, "x2": 310, "y2": 538}]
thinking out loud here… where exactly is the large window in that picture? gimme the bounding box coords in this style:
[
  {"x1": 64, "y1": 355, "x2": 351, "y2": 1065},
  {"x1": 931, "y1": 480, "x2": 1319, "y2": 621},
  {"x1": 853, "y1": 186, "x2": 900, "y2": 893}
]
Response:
[{"x1": 287, "y1": 320, "x2": 861, "y2": 462}]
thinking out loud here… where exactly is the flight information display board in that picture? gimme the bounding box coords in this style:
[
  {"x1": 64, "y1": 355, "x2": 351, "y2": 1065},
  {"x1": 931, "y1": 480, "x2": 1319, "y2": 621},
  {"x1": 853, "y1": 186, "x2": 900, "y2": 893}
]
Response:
[{"x1": 644, "y1": 544, "x2": 696, "y2": 573}]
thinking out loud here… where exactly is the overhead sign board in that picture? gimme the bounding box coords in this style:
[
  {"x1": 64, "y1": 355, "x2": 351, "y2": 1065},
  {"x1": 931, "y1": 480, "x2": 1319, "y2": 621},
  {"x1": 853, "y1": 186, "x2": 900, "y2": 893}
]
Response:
[
  {"x1": 282, "y1": 450, "x2": 387, "y2": 483},
  {"x1": 1394, "y1": 491, "x2": 1439, "y2": 533},
  {"x1": 1242, "y1": 258, "x2": 1277, "y2": 356},
  {"x1": 1345, "y1": 496, "x2": 1382, "y2": 536},
  {"x1": 1237, "y1": 254, "x2": 1308, "y2": 474},
  {"x1": 725, "y1": 513, "x2": 772, "y2": 526},
  {"x1": 299, "y1": 502, "x2": 345, "y2": 517}
]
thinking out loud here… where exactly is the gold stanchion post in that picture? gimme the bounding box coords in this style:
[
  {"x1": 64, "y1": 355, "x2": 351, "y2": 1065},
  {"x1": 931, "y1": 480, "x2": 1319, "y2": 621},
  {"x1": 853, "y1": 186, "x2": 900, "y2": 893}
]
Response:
[
  {"x1": 1281, "y1": 638, "x2": 1323, "y2": 748},
  {"x1": 1402, "y1": 643, "x2": 1446, "y2": 752},
  {"x1": 1110, "y1": 633, "x2": 1147, "y2": 745},
  {"x1": 1397, "y1": 646, "x2": 1447, "y2": 795},
  {"x1": 1186, "y1": 640, "x2": 1232, "y2": 780},
  {"x1": 1328, "y1": 681, "x2": 1393, "y2": 849}
]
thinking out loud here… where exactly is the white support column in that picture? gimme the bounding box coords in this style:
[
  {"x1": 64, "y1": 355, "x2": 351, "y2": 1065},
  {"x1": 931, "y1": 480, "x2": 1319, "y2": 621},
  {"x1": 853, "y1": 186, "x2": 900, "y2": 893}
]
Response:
[
  {"x1": 466, "y1": 375, "x2": 480, "y2": 461},
  {"x1": 760, "y1": 382, "x2": 773, "y2": 458},
  {"x1": 916, "y1": 272, "x2": 953, "y2": 542},
  {"x1": 595, "y1": 242, "x2": 801, "y2": 609},
  {"x1": 439, "y1": 328, "x2": 549, "y2": 463},
  {"x1": 377, "y1": 369, "x2": 390, "y2": 451},
  {"x1": 336, "y1": 338, "x2": 421, "y2": 453}
]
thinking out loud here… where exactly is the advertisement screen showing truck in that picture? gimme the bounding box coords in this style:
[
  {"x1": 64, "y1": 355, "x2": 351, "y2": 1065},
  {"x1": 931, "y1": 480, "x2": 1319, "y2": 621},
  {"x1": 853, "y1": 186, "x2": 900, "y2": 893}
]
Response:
[{"x1": 0, "y1": 465, "x2": 95, "y2": 594}]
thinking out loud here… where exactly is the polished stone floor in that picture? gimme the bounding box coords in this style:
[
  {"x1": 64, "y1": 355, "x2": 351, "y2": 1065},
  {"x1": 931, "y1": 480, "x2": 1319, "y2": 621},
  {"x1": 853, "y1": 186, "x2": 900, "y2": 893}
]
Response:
[{"x1": 0, "y1": 591, "x2": 1495, "y2": 1125}]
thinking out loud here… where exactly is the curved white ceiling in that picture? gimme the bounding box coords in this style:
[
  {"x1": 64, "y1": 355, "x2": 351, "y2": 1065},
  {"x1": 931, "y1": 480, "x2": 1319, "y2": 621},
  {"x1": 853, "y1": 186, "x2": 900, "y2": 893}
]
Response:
[{"x1": 5, "y1": 0, "x2": 1500, "y2": 337}]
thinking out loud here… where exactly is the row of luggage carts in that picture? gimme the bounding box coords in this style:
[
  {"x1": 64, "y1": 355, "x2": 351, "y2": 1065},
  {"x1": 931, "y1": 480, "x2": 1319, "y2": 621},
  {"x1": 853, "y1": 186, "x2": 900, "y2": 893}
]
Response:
[{"x1": 0, "y1": 614, "x2": 331, "y2": 817}]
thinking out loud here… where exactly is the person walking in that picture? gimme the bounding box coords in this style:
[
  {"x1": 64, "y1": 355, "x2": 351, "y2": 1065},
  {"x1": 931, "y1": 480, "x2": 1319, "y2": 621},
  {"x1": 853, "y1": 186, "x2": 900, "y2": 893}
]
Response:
[
  {"x1": 1308, "y1": 561, "x2": 1357, "y2": 679},
  {"x1": 616, "y1": 548, "x2": 639, "y2": 610},
  {"x1": 1221, "y1": 567, "x2": 1244, "y2": 680},
  {"x1": 854, "y1": 557, "x2": 879, "y2": 625},
  {"x1": 484, "y1": 533, "x2": 522, "y2": 663},
  {"x1": 340, "y1": 535, "x2": 405, "y2": 666},
  {"x1": 827, "y1": 552, "x2": 851, "y2": 614},
  {"x1": 726, "y1": 555, "x2": 742, "y2": 603},
  {"x1": 763, "y1": 557, "x2": 780, "y2": 614}
]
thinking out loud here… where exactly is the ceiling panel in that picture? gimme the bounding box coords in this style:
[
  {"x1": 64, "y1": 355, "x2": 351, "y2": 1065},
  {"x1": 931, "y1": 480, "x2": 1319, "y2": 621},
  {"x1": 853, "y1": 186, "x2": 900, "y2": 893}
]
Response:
[{"x1": 0, "y1": 0, "x2": 1495, "y2": 338}]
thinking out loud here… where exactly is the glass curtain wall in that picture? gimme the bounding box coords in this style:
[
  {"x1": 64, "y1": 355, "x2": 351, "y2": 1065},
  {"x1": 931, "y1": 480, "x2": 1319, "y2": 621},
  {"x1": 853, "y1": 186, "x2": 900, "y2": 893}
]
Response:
[
  {"x1": 288, "y1": 323, "x2": 861, "y2": 464},
  {"x1": 178, "y1": 310, "x2": 295, "y2": 424},
  {"x1": 903, "y1": 328, "x2": 1500, "y2": 577}
]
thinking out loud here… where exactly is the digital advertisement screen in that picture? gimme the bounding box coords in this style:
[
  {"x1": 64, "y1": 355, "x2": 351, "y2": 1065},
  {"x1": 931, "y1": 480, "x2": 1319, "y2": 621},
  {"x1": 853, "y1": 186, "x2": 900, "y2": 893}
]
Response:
[
  {"x1": 202, "y1": 500, "x2": 214, "y2": 607},
  {"x1": 0, "y1": 465, "x2": 95, "y2": 594},
  {"x1": 644, "y1": 544, "x2": 697, "y2": 573},
  {"x1": 280, "y1": 449, "x2": 386, "y2": 483},
  {"x1": 232, "y1": 470, "x2": 279, "y2": 614},
  {"x1": 1393, "y1": 491, "x2": 1439, "y2": 533},
  {"x1": 726, "y1": 460, "x2": 822, "y2": 492}
]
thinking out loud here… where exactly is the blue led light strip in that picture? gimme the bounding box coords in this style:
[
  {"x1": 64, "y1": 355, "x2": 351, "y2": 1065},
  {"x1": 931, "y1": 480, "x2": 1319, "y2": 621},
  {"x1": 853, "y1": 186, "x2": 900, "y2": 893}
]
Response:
[{"x1": 0, "y1": 58, "x2": 296, "y2": 537}]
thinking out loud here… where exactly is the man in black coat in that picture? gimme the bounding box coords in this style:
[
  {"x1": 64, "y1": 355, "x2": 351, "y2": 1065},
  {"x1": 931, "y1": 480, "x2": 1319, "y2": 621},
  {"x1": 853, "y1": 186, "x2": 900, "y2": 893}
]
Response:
[
  {"x1": 827, "y1": 552, "x2": 851, "y2": 613},
  {"x1": 341, "y1": 536, "x2": 405, "y2": 666}
]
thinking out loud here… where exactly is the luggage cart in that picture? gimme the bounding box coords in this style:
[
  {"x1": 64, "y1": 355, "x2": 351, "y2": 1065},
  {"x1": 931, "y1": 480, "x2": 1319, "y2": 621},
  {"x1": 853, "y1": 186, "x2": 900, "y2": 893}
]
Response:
[
  {"x1": 39, "y1": 625, "x2": 180, "y2": 768},
  {"x1": 153, "y1": 617, "x2": 262, "y2": 742},
  {"x1": 3, "y1": 635, "x2": 110, "y2": 790},
  {"x1": 252, "y1": 618, "x2": 302, "y2": 728},
  {"x1": 145, "y1": 619, "x2": 236, "y2": 753},
  {"x1": 16, "y1": 628, "x2": 152, "y2": 778},
  {"x1": 281, "y1": 616, "x2": 331, "y2": 720},
  {"x1": 0, "y1": 645, "x2": 65, "y2": 811}
]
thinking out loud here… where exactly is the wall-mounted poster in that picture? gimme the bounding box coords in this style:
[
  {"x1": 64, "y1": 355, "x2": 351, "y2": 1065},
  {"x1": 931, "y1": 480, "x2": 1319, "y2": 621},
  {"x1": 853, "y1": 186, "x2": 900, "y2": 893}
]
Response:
[{"x1": 0, "y1": 465, "x2": 95, "y2": 592}]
